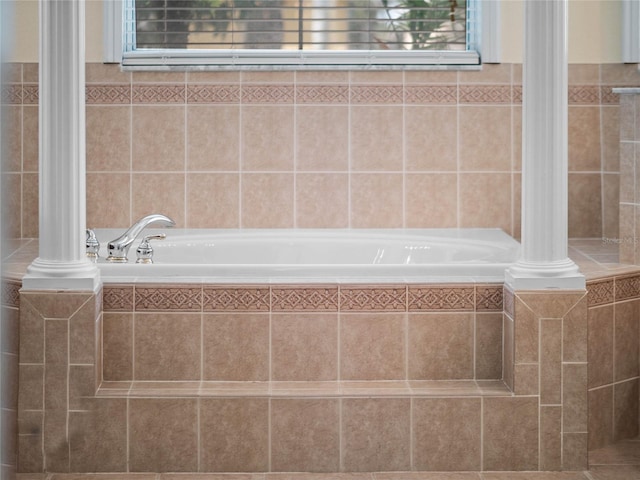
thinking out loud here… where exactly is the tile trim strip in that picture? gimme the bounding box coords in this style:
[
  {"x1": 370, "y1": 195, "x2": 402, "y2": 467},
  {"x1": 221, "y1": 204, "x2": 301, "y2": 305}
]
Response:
[{"x1": 103, "y1": 283, "x2": 505, "y2": 313}]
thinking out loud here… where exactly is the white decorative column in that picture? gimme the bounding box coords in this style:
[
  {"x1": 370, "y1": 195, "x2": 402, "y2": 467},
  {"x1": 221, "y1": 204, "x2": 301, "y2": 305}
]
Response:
[
  {"x1": 505, "y1": 0, "x2": 584, "y2": 290},
  {"x1": 22, "y1": 0, "x2": 100, "y2": 291}
]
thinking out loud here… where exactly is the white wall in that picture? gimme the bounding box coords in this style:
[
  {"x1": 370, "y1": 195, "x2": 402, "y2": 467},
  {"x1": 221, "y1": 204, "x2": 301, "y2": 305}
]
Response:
[{"x1": 7, "y1": 0, "x2": 625, "y2": 64}]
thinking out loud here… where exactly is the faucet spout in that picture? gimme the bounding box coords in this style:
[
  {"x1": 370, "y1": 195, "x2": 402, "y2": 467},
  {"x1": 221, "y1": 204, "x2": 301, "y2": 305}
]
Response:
[{"x1": 107, "y1": 214, "x2": 175, "y2": 262}]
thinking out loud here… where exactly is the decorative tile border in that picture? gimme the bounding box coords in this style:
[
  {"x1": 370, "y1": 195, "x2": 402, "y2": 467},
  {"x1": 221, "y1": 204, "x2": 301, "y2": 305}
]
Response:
[
  {"x1": 12, "y1": 82, "x2": 620, "y2": 106},
  {"x1": 134, "y1": 285, "x2": 202, "y2": 311},
  {"x1": 586, "y1": 278, "x2": 615, "y2": 307},
  {"x1": 350, "y1": 85, "x2": 404, "y2": 104},
  {"x1": 296, "y1": 85, "x2": 349, "y2": 104},
  {"x1": 459, "y1": 85, "x2": 512, "y2": 104},
  {"x1": 272, "y1": 286, "x2": 339, "y2": 312},
  {"x1": 86, "y1": 84, "x2": 131, "y2": 104},
  {"x1": 340, "y1": 286, "x2": 407, "y2": 311},
  {"x1": 614, "y1": 274, "x2": 640, "y2": 302},
  {"x1": 1, "y1": 279, "x2": 21, "y2": 308},
  {"x1": 103, "y1": 285, "x2": 134, "y2": 312},
  {"x1": 101, "y1": 283, "x2": 511, "y2": 313},
  {"x1": 202, "y1": 286, "x2": 270, "y2": 311},
  {"x1": 408, "y1": 286, "x2": 474, "y2": 311},
  {"x1": 405, "y1": 85, "x2": 457, "y2": 104}
]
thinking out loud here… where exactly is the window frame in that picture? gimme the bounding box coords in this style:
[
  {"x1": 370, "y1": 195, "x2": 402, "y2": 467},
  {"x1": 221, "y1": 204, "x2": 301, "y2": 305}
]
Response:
[{"x1": 104, "y1": 0, "x2": 501, "y2": 69}]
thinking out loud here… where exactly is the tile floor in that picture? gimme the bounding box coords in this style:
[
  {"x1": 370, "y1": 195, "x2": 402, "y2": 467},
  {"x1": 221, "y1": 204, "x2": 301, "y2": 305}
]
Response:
[{"x1": 12, "y1": 437, "x2": 640, "y2": 480}]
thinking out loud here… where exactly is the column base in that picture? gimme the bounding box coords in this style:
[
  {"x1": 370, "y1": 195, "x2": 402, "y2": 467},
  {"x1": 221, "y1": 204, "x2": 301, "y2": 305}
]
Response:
[
  {"x1": 22, "y1": 258, "x2": 102, "y2": 291},
  {"x1": 505, "y1": 258, "x2": 585, "y2": 290}
]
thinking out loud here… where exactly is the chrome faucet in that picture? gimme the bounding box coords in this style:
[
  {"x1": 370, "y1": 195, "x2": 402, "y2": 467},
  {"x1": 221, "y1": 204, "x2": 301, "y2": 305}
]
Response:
[{"x1": 106, "y1": 214, "x2": 175, "y2": 262}]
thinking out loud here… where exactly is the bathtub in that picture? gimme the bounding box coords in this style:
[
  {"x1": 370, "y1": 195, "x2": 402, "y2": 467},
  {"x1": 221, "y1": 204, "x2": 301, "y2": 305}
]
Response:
[{"x1": 94, "y1": 228, "x2": 520, "y2": 284}]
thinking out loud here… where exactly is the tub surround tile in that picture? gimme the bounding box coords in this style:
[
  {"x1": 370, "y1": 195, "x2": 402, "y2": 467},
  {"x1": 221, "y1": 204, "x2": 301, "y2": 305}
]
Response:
[
  {"x1": 129, "y1": 398, "x2": 198, "y2": 472},
  {"x1": 241, "y1": 106, "x2": 294, "y2": 171},
  {"x1": 85, "y1": 84, "x2": 131, "y2": 104},
  {"x1": 539, "y1": 405, "x2": 562, "y2": 471},
  {"x1": 482, "y1": 396, "x2": 539, "y2": 471},
  {"x1": 340, "y1": 286, "x2": 406, "y2": 312},
  {"x1": 131, "y1": 173, "x2": 185, "y2": 228},
  {"x1": 295, "y1": 106, "x2": 349, "y2": 172},
  {"x1": 408, "y1": 313, "x2": 474, "y2": 380},
  {"x1": 241, "y1": 173, "x2": 294, "y2": 228},
  {"x1": 134, "y1": 313, "x2": 201, "y2": 381},
  {"x1": 132, "y1": 106, "x2": 185, "y2": 171},
  {"x1": 351, "y1": 106, "x2": 403, "y2": 172},
  {"x1": 186, "y1": 84, "x2": 240, "y2": 104},
  {"x1": 588, "y1": 386, "x2": 614, "y2": 451},
  {"x1": 613, "y1": 379, "x2": 639, "y2": 441},
  {"x1": 186, "y1": 173, "x2": 240, "y2": 228},
  {"x1": 187, "y1": 106, "x2": 240, "y2": 171},
  {"x1": 475, "y1": 313, "x2": 503, "y2": 379},
  {"x1": 202, "y1": 313, "x2": 269, "y2": 382},
  {"x1": 405, "y1": 174, "x2": 458, "y2": 228},
  {"x1": 413, "y1": 397, "x2": 481, "y2": 471},
  {"x1": 103, "y1": 286, "x2": 134, "y2": 312},
  {"x1": 86, "y1": 173, "x2": 131, "y2": 229},
  {"x1": 587, "y1": 305, "x2": 614, "y2": 388},
  {"x1": 102, "y1": 313, "x2": 133, "y2": 381},
  {"x1": 340, "y1": 313, "x2": 405, "y2": 381},
  {"x1": 613, "y1": 299, "x2": 640, "y2": 381},
  {"x1": 295, "y1": 174, "x2": 349, "y2": 228},
  {"x1": 270, "y1": 399, "x2": 340, "y2": 472},
  {"x1": 199, "y1": 398, "x2": 269, "y2": 472},
  {"x1": 349, "y1": 173, "x2": 403, "y2": 228},
  {"x1": 271, "y1": 313, "x2": 338, "y2": 382},
  {"x1": 342, "y1": 398, "x2": 411, "y2": 472}
]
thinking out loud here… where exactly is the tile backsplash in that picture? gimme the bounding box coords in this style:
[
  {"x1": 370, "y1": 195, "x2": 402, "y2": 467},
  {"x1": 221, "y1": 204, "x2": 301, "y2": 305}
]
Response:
[{"x1": 3, "y1": 62, "x2": 639, "y2": 239}]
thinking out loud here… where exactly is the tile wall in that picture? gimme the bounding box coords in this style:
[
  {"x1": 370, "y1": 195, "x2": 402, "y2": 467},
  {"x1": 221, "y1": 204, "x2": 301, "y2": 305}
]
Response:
[
  {"x1": 101, "y1": 283, "x2": 504, "y2": 382},
  {"x1": 2, "y1": 63, "x2": 638, "y2": 239},
  {"x1": 586, "y1": 274, "x2": 640, "y2": 451}
]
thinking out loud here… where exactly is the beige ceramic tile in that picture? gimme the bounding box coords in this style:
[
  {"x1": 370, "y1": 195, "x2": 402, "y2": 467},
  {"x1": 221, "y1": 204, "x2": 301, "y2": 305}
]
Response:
[
  {"x1": 601, "y1": 106, "x2": 620, "y2": 172},
  {"x1": 405, "y1": 106, "x2": 457, "y2": 172},
  {"x1": 459, "y1": 173, "x2": 511, "y2": 233},
  {"x1": 132, "y1": 106, "x2": 185, "y2": 172},
  {"x1": 3, "y1": 105, "x2": 21, "y2": 172},
  {"x1": 86, "y1": 106, "x2": 131, "y2": 172},
  {"x1": 405, "y1": 70, "x2": 458, "y2": 85},
  {"x1": 568, "y1": 173, "x2": 602, "y2": 238},
  {"x1": 350, "y1": 173, "x2": 403, "y2": 228},
  {"x1": 342, "y1": 398, "x2": 411, "y2": 471},
  {"x1": 613, "y1": 299, "x2": 640, "y2": 382},
  {"x1": 272, "y1": 313, "x2": 338, "y2": 382},
  {"x1": 241, "y1": 173, "x2": 293, "y2": 228},
  {"x1": 412, "y1": 397, "x2": 481, "y2": 471},
  {"x1": 200, "y1": 398, "x2": 269, "y2": 472},
  {"x1": 270, "y1": 398, "x2": 339, "y2": 472},
  {"x1": 539, "y1": 405, "x2": 562, "y2": 471},
  {"x1": 601, "y1": 173, "x2": 619, "y2": 240},
  {"x1": 408, "y1": 313, "x2": 473, "y2": 380},
  {"x1": 405, "y1": 174, "x2": 458, "y2": 228},
  {"x1": 86, "y1": 62, "x2": 131, "y2": 83},
  {"x1": 22, "y1": 172, "x2": 37, "y2": 237},
  {"x1": 186, "y1": 173, "x2": 240, "y2": 228},
  {"x1": 458, "y1": 63, "x2": 512, "y2": 84},
  {"x1": 202, "y1": 313, "x2": 269, "y2": 382},
  {"x1": 134, "y1": 313, "x2": 201, "y2": 381},
  {"x1": 296, "y1": 71, "x2": 350, "y2": 84},
  {"x1": 86, "y1": 173, "x2": 131, "y2": 229},
  {"x1": 540, "y1": 318, "x2": 562, "y2": 404},
  {"x1": 350, "y1": 106, "x2": 403, "y2": 172},
  {"x1": 102, "y1": 313, "x2": 133, "y2": 381},
  {"x1": 340, "y1": 313, "x2": 405, "y2": 381},
  {"x1": 587, "y1": 305, "x2": 614, "y2": 388},
  {"x1": 613, "y1": 379, "x2": 639, "y2": 441},
  {"x1": 562, "y1": 363, "x2": 588, "y2": 433},
  {"x1": 563, "y1": 298, "x2": 588, "y2": 363},
  {"x1": 68, "y1": 399, "x2": 128, "y2": 472},
  {"x1": 2, "y1": 173, "x2": 22, "y2": 239},
  {"x1": 568, "y1": 106, "x2": 602, "y2": 171},
  {"x1": 18, "y1": 298, "x2": 44, "y2": 364},
  {"x1": 474, "y1": 312, "x2": 502, "y2": 380},
  {"x1": 568, "y1": 64, "x2": 600, "y2": 85},
  {"x1": 588, "y1": 386, "x2": 614, "y2": 451},
  {"x1": 513, "y1": 363, "x2": 538, "y2": 396},
  {"x1": 17, "y1": 364, "x2": 43, "y2": 411},
  {"x1": 563, "y1": 432, "x2": 588, "y2": 470},
  {"x1": 131, "y1": 173, "x2": 185, "y2": 227},
  {"x1": 482, "y1": 396, "x2": 539, "y2": 471},
  {"x1": 22, "y1": 105, "x2": 38, "y2": 172},
  {"x1": 241, "y1": 105, "x2": 294, "y2": 171},
  {"x1": 459, "y1": 106, "x2": 511, "y2": 171},
  {"x1": 296, "y1": 106, "x2": 348, "y2": 172},
  {"x1": 187, "y1": 105, "x2": 240, "y2": 171},
  {"x1": 128, "y1": 398, "x2": 198, "y2": 472},
  {"x1": 350, "y1": 70, "x2": 403, "y2": 84},
  {"x1": 295, "y1": 173, "x2": 348, "y2": 228}
]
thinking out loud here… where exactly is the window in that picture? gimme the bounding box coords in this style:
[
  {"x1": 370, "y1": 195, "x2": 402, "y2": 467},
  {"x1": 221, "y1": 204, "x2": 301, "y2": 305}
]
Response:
[{"x1": 105, "y1": 0, "x2": 500, "y2": 68}]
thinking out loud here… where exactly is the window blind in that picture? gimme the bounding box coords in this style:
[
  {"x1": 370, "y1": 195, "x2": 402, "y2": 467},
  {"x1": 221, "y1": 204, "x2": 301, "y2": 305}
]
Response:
[{"x1": 129, "y1": 0, "x2": 468, "y2": 53}]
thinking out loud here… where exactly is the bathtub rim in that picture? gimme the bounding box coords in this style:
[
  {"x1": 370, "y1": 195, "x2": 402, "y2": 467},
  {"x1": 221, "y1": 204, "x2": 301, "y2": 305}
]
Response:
[{"x1": 92, "y1": 227, "x2": 520, "y2": 284}]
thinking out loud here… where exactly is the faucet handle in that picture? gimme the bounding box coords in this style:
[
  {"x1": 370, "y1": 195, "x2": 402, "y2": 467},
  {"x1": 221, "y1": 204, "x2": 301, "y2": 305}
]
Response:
[
  {"x1": 86, "y1": 229, "x2": 100, "y2": 262},
  {"x1": 136, "y1": 233, "x2": 166, "y2": 264}
]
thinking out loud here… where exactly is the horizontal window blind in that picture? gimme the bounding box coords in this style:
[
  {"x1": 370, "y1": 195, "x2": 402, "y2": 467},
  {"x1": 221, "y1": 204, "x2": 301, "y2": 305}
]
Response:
[{"x1": 129, "y1": 0, "x2": 468, "y2": 52}]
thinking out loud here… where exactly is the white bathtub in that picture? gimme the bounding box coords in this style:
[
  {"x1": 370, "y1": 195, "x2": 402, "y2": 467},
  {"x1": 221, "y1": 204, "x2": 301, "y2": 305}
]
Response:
[{"x1": 94, "y1": 228, "x2": 520, "y2": 284}]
